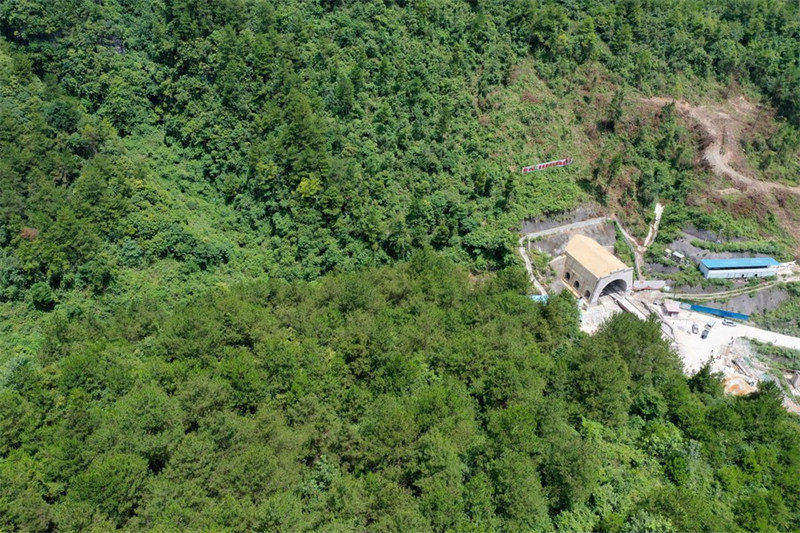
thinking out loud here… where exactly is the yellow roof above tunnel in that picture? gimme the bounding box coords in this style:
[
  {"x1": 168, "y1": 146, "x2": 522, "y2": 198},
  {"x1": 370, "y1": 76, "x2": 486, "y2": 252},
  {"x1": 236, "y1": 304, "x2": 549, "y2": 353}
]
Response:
[{"x1": 564, "y1": 234, "x2": 630, "y2": 278}]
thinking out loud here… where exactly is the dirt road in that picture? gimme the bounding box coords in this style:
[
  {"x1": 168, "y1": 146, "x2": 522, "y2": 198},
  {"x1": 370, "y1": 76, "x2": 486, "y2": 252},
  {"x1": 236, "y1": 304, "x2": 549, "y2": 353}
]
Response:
[
  {"x1": 644, "y1": 202, "x2": 664, "y2": 247},
  {"x1": 669, "y1": 280, "x2": 782, "y2": 301},
  {"x1": 613, "y1": 218, "x2": 644, "y2": 279},
  {"x1": 517, "y1": 239, "x2": 548, "y2": 296},
  {"x1": 641, "y1": 97, "x2": 800, "y2": 197}
]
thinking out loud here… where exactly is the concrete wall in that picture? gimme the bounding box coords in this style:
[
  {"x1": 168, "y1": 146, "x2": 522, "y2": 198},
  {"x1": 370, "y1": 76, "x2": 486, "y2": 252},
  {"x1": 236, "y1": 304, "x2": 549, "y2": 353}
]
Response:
[
  {"x1": 562, "y1": 256, "x2": 634, "y2": 304},
  {"x1": 563, "y1": 254, "x2": 634, "y2": 304},
  {"x1": 526, "y1": 221, "x2": 616, "y2": 257},
  {"x1": 563, "y1": 254, "x2": 600, "y2": 301},
  {"x1": 561, "y1": 238, "x2": 637, "y2": 305}
]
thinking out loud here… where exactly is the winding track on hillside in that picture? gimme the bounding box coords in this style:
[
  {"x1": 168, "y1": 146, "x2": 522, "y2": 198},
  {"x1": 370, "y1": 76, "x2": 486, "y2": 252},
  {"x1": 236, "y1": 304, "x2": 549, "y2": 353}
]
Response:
[
  {"x1": 641, "y1": 96, "x2": 800, "y2": 197},
  {"x1": 668, "y1": 279, "x2": 782, "y2": 301},
  {"x1": 517, "y1": 238, "x2": 548, "y2": 296}
]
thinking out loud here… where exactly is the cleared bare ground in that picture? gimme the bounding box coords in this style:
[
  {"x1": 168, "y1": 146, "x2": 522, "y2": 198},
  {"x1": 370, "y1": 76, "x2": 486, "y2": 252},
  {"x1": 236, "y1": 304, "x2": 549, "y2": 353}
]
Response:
[{"x1": 641, "y1": 96, "x2": 800, "y2": 248}]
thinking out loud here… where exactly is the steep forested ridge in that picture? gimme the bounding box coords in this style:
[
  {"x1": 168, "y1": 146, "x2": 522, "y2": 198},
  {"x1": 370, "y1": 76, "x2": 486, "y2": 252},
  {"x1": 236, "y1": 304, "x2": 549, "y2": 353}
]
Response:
[
  {"x1": 2, "y1": 0, "x2": 800, "y2": 294},
  {"x1": 2, "y1": 0, "x2": 800, "y2": 530}
]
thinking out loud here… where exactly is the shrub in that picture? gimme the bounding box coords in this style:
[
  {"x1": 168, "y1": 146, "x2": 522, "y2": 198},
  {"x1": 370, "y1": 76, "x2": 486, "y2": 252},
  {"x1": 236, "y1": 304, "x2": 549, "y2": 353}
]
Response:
[{"x1": 28, "y1": 282, "x2": 56, "y2": 311}]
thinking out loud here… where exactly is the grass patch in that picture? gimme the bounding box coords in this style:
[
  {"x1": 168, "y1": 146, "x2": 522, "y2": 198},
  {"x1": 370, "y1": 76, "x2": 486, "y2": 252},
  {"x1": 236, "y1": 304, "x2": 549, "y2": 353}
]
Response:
[
  {"x1": 614, "y1": 227, "x2": 636, "y2": 269},
  {"x1": 750, "y1": 340, "x2": 800, "y2": 372}
]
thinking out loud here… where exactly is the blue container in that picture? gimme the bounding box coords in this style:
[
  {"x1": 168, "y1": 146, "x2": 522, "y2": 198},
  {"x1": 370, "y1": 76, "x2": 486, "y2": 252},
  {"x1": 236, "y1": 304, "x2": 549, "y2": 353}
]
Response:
[{"x1": 688, "y1": 303, "x2": 749, "y2": 321}]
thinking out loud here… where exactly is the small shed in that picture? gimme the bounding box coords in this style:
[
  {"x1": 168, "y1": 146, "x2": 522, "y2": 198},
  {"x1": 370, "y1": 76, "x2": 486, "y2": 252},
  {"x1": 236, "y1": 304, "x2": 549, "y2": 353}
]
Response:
[{"x1": 661, "y1": 299, "x2": 680, "y2": 316}]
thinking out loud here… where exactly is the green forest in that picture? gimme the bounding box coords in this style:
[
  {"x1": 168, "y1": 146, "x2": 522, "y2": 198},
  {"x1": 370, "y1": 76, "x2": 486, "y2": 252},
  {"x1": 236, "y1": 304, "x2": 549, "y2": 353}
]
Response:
[
  {"x1": 2, "y1": 0, "x2": 800, "y2": 530},
  {"x1": 3, "y1": 254, "x2": 800, "y2": 529}
]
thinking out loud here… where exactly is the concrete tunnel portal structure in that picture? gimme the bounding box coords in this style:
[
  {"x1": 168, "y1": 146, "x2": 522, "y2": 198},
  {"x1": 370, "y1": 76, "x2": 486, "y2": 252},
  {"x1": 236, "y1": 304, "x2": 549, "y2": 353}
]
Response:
[{"x1": 562, "y1": 234, "x2": 634, "y2": 304}]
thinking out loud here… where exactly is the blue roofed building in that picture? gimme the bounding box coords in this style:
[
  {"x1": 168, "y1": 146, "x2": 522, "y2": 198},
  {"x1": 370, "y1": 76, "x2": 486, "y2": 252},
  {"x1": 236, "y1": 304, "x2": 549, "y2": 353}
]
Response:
[{"x1": 698, "y1": 257, "x2": 779, "y2": 279}]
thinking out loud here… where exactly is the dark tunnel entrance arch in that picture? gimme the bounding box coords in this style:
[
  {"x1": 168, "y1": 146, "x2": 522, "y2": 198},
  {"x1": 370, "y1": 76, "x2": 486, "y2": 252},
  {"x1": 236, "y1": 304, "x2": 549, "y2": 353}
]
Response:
[{"x1": 598, "y1": 278, "x2": 628, "y2": 297}]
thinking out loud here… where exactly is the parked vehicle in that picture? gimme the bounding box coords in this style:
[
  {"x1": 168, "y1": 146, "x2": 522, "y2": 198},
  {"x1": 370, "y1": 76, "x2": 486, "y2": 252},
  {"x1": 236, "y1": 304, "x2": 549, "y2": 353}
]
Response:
[
  {"x1": 723, "y1": 319, "x2": 735, "y2": 326},
  {"x1": 701, "y1": 329, "x2": 709, "y2": 339},
  {"x1": 691, "y1": 323, "x2": 699, "y2": 334}
]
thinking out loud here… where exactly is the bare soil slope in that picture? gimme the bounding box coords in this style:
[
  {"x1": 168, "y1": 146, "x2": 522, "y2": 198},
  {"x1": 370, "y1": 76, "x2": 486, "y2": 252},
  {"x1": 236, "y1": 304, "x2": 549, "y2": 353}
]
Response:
[
  {"x1": 641, "y1": 96, "x2": 800, "y2": 248},
  {"x1": 642, "y1": 96, "x2": 800, "y2": 196}
]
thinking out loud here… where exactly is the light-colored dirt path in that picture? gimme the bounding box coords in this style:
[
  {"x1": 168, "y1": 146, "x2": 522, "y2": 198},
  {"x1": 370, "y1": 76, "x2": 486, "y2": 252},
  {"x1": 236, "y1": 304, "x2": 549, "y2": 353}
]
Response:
[
  {"x1": 644, "y1": 202, "x2": 664, "y2": 247},
  {"x1": 669, "y1": 279, "x2": 782, "y2": 301},
  {"x1": 613, "y1": 217, "x2": 644, "y2": 279},
  {"x1": 612, "y1": 202, "x2": 662, "y2": 280},
  {"x1": 517, "y1": 239, "x2": 548, "y2": 296}
]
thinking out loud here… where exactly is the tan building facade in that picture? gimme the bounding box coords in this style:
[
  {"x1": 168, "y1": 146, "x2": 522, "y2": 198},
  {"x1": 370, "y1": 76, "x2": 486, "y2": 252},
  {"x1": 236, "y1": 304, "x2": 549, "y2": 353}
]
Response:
[{"x1": 562, "y1": 234, "x2": 634, "y2": 304}]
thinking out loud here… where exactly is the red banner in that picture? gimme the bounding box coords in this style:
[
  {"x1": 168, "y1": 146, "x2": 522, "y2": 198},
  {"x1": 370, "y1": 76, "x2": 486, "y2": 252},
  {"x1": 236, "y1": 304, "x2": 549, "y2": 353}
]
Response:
[{"x1": 522, "y1": 157, "x2": 573, "y2": 173}]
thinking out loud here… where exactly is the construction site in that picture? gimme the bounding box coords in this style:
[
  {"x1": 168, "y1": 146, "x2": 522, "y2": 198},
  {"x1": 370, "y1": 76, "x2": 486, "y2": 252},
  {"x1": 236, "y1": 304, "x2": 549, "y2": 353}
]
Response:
[{"x1": 518, "y1": 205, "x2": 800, "y2": 412}]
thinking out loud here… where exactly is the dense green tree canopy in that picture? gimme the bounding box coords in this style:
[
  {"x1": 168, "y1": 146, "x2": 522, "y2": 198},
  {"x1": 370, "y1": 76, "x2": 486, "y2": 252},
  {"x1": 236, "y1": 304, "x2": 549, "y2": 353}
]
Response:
[
  {"x1": 2, "y1": 0, "x2": 800, "y2": 296},
  {"x1": 2, "y1": 253, "x2": 799, "y2": 529},
  {"x1": 1, "y1": 0, "x2": 800, "y2": 530}
]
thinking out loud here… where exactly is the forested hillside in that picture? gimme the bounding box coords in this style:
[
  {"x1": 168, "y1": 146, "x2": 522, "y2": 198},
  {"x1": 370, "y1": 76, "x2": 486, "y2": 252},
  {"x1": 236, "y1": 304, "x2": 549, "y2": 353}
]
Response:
[
  {"x1": 2, "y1": 253, "x2": 799, "y2": 529},
  {"x1": 2, "y1": 0, "x2": 800, "y2": 297},
  {"x1": 2, "y1": 0, "x2": 800, "y2": 530}
]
